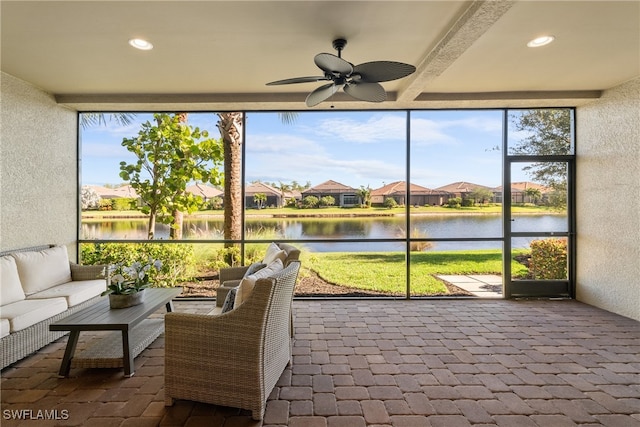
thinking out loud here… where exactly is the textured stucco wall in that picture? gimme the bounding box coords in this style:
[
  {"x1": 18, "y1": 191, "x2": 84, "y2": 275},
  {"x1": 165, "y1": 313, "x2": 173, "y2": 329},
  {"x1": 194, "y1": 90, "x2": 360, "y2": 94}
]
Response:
[
  {"x1": 576, "y1": 77, "x2": 640, "y2": 321},
  {"x1": 0, "y1": 72, "x2": 78, "y2": 259}
]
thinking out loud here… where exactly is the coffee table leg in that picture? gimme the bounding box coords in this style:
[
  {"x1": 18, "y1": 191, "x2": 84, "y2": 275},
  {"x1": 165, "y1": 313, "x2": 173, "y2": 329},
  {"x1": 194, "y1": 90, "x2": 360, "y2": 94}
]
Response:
[
  {"x1": 59, "y1": 331, "x2": 80, "y2": 377},
  {"x1": 166, "y1": 300, "x2": 174, "y2": 312},
  {"x1": 121, "y1": 330, "x2": 134, "y2": 377}
]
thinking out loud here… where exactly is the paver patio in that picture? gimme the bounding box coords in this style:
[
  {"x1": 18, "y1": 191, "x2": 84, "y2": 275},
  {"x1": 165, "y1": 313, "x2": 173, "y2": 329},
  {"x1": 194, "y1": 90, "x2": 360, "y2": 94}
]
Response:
[{"x1": 1, "y1": 299, "x2": 639, "y2": 426}]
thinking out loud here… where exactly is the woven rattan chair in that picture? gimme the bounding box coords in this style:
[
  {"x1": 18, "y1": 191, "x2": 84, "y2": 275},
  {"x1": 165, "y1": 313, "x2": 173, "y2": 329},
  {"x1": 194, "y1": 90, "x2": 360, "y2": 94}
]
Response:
[
  {"x1": 164, "y1": 260, "x2": 300, "y2": 420},
  {"x1": 216, "y1": 242, "x2": 300, "y2": 307}
]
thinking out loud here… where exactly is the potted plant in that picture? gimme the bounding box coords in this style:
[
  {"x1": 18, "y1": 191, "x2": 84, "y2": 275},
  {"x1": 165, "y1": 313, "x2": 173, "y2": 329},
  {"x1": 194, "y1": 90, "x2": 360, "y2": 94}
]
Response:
[{"x1": 102, "y1": 258, "x2": 163, "y2": 308}]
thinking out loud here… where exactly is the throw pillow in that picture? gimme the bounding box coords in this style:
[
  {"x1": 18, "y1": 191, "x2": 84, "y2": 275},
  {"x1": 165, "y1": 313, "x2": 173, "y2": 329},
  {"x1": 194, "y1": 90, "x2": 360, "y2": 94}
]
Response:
[
  {"x1": 243, "y1": 262, "x2": 266, "y2": 278},
  {"x1": 263, "y1": 242, "x2": 286, "y2": 265},
  {"x1": 234, "y1": 258, "x2": 284, "y2": 307},
  {"x1": 221, "y1": 288, "x2": 237, "y2": 313},
  {"x1": 1, "y1": 256, "x2": 25, "y2": 306},
  {"x1": 12, "y1": 246, "x2": 72, "y2": 295}
]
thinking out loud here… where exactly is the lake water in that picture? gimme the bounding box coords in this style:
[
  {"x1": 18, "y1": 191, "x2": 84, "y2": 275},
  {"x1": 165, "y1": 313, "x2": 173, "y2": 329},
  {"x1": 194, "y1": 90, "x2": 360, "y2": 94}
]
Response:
[{"x1": 81, "y1": 214, "x2": 567, "y2": 251}]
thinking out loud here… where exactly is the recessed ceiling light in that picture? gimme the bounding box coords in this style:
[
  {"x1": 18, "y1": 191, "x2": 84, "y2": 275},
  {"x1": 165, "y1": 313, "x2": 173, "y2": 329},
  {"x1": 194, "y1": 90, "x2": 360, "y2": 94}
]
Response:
[
  {"x1": 128, "y1": 38, "x2": 153, "y2": 50},
  {"x1": 527, "y1": 35, "x2": 555, "y2": 48}
]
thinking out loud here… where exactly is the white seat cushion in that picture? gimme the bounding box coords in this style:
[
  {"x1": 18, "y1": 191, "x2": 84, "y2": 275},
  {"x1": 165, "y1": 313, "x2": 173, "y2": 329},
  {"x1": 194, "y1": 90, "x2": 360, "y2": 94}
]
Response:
[
  {"x1": 12, "y1": 246, "x2": 72, "y2": 295},
  {"x1": 0, "y1": 319, "x2": 10, "y2": 338},
  {"x1": 0, "y1": 298, "x2": 68, "y2": 333},
  {"x1": 1, "y1": 256, "x2": 25, "y2": 306},
  {"x1": 234, "y1": 258, "x2": 284, "y2": 307},
  {"x1": 26, "y1": 279, "x2": 104, "y2": 307},
  {"x1": 207, "y1": 306, "x2": 223, "y2": 316}
]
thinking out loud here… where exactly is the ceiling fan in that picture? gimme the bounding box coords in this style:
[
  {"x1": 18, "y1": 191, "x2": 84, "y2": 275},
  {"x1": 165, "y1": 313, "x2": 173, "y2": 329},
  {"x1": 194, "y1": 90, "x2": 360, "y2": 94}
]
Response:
[{"x1": 266, "y1": 38, "x2": 416, "y2": 107}]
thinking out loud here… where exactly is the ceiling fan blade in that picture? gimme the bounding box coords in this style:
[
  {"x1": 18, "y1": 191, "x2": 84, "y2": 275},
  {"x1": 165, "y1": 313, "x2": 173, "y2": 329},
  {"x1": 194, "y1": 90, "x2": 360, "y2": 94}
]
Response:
[
  {"x1": 352, "y1": 61, "x2": 416, "y2": 82},
  {"x1": 314, "y1": 53, "x2": 353, "y2": 75},
  {"x1": 344, "y1": 82, "x2": 387, "y2": 103},
  {"x1": 306, "y1": 83, "x2": 338, "y2": 107},
  {"x1": 266, "y1": 76, "x2": 327, "y2": 85}
]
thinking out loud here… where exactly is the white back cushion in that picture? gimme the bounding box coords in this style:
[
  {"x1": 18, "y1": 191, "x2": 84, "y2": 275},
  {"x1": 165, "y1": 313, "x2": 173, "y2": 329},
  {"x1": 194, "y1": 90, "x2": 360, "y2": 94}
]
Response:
[
  {"x1": 1, "y1": 256, "x2": 25, "y2": 305},
  {"x1": 12, "y1": 246, "x2": 72, "y2": 295},
  {"x1": 263, "y1": 242, "x2": 286, "y2": 265},
  {"x1": 234, "y1": 258, "x2": 284, "y2": 307}
]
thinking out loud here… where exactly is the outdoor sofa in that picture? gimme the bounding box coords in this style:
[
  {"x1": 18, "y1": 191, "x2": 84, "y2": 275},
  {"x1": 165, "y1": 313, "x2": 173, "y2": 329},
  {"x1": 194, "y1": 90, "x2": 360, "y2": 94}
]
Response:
[
  {"x1": 165, "y1": 259, "x2": 301, "y2": 420},
  {"x1": 0, "y1": 245, "x2": 106, "y2": 369}
]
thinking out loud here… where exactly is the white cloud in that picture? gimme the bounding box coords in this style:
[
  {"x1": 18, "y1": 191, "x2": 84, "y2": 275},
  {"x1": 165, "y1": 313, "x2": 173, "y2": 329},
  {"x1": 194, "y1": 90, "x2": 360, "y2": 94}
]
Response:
[
  {"x1": 312, "y1": 114, "x2": 407, "y2": 143},
  {"x1": 410, "y1": 115, "x2": 502, "y2": 146},
  {"x1": 246, "y1": 149, "x2": 404, "y2": 188},
  {"x1": 246, "y1": 134, "x2": 325, "y2": 155}
]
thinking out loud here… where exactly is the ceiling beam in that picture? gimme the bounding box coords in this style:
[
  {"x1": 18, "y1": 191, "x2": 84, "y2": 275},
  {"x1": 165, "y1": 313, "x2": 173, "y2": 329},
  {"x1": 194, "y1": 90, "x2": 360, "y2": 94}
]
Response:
[{"x1": 397, "y1": 0, "x2": 515, "y2": 103}]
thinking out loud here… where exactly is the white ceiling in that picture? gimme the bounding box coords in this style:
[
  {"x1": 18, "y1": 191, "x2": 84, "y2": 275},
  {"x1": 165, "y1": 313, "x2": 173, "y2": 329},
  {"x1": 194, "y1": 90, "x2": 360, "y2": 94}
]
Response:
[{"x1": 2, "y1": 1, "x2": 639, "y2": 111}]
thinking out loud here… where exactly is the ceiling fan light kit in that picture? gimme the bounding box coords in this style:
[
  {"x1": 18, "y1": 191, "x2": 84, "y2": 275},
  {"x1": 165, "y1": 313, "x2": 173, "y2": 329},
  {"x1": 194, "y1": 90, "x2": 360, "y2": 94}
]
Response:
[{"x1": 266, "y1": 38, "x2": 416, "y2": 107}]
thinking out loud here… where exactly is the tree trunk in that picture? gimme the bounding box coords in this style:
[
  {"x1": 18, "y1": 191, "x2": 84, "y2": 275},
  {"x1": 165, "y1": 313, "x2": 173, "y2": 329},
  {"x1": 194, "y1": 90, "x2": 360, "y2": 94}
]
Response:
[
  {"x1": 148, "y1": 212, "x2": 156, "y2": 240},
  {"x1": 169, "y1": 209, "x2": 183, "y2": 239},
  {"x1": 218, "y1": 112, "x2": 243, "y2": 262}
]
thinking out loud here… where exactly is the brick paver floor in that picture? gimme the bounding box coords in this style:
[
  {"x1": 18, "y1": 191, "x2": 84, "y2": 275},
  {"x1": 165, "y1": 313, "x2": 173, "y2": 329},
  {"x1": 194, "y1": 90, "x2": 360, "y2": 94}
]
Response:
[{"x1": 1, "y1": 299, "x2": 639, "y2": 426}]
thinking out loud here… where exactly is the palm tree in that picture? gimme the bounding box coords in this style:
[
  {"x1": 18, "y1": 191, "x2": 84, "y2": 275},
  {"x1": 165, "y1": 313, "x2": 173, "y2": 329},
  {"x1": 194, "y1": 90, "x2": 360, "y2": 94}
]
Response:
[
  {"x1": 253, "y1": 193, "x2": 267, "y2": 209},
  {"x1": 357, "y1": 186, "x2": 372, "y2": 208},
  {"x1": 216, "y1": 112, "x2": 297, "y2": 252},
  {"x1": 273, "y1": 181, "x2": 291, "y2": 207},
  {"x1": 217, "y1": 112, "x2": 243, "y2": 250}
]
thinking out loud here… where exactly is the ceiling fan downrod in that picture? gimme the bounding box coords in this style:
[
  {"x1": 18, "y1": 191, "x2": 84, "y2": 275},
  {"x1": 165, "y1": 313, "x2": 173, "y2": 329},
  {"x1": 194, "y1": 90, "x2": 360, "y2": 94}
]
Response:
[{"x1": 332, "y1": 38, "x2": 347, "y2": 58}]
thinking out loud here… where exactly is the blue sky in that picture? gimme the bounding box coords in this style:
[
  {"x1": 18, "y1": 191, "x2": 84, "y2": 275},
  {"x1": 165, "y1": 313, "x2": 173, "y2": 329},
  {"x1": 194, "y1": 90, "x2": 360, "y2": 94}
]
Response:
[{"x1": 81, "y1": 110, "x2": 529, "y2": 189}]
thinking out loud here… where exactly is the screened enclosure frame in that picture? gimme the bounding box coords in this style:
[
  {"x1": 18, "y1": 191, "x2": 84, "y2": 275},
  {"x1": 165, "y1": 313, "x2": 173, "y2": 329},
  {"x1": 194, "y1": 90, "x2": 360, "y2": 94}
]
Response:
[{"x1": 77, "y1": 108, "x2": 577, "y2": 300}]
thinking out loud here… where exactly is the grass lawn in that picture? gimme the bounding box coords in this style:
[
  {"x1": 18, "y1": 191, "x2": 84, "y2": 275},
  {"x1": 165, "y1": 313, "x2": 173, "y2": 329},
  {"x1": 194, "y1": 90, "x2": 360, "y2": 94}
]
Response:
[{"x1": 301, "y1": 249, "x2": 529, "y2": 295}]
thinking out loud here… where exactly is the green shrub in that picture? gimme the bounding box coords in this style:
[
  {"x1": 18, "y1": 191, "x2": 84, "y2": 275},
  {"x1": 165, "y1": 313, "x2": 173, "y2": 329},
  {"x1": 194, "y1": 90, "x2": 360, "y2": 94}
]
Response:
[
  {"x1": 529, "y1": 238, "x2": 567, "y2": 280},
  {"x1": 285, "y1": 197, "x2": 297, "y2": 207},
  {"x1": 383, "y1": 197, "x2": 398, "y2": 209},
  {"x1": 80, "y1": 242, "x2": 196, "y2": 287},
  {"x1": 112, "y1": 197, "x2": 136, "y2": 211},
  {"x1": 447, "y1": 197, "x2": 462, "y2": 208},
  {"x1": 319, "y1": 195, "x2": 335, "y2": 207},
  {"x1": 206, "y1": 196, "x2": 223, "y2": 210},
  {"x1": 461, "y1": 198, "x2": 474, "y2": 207},
  {"x1": 99, "y1": 199, "x2": 113, "y2": 210},
  {"x1": 302, "y1": 195, "x2": 319, "y2": 208}
]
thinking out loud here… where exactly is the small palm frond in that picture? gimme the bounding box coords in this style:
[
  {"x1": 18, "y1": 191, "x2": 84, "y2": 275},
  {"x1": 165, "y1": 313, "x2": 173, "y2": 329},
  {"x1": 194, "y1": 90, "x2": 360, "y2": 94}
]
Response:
[{"x1": 79, "y1": 113, "x2": 137, "y2": 129}]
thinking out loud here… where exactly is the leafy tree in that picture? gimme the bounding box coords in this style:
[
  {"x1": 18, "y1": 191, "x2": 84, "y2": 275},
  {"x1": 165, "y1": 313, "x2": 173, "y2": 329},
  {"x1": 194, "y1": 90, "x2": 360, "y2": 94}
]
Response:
[
  {"x1": 253, "y1": 193, "x2": 267, "y2": 209},
  {"x1": 357, "y1": 186, "x2": 372, "y2": 208},
  {"x1": 119, "y1": 113, "x2": 223, "y2": 239},
  {"x1": 469, "y1": 187, "x2": 494, "y2": 205},
  {"x1": 524, "y1": 187, "x2": 542, "y2": 204},
  {"x1": 81, "y1": 185, "x2": 101, "y2": 210},
  {"x1": 510, "y1": 109, "x2": 571, "y2": 194}
]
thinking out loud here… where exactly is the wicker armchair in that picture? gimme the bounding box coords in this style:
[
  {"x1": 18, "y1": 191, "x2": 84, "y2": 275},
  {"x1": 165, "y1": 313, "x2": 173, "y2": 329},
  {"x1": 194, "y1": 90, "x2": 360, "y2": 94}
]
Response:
[
  {"x1": 216, "y1": 242, "x2": 300, "y2": 307},
  {"x1": 164, "y1": 260, "x2": 301, "y2": 420}
]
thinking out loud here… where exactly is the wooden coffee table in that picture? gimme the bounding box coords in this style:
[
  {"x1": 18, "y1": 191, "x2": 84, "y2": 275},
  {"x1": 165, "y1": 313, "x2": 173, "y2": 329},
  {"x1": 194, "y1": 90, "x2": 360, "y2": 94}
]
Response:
[{"x1": 50, "y1": 287, "x2": 182, "y2": 377}]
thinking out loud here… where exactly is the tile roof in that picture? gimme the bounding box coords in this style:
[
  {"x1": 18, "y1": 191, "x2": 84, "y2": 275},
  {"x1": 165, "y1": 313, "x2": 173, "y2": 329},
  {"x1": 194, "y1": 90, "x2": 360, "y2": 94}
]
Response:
[{"x1": 303, "y1": 180, "x2": 356, "y2": 193}]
